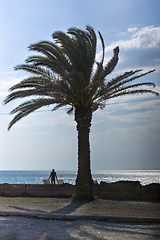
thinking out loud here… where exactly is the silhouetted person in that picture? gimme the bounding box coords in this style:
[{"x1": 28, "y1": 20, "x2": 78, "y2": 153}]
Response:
[{"x1": 48, "y1": 169, "x2": 57, "y2": 184}]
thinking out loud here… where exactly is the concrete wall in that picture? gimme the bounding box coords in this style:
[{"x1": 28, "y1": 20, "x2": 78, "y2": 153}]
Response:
[
  {"x1": 99, "y1": 181, "x2": 160, "y2": 201},
  {"x1": 99, "y1": 181, "x2": 141, "y2": 200},
  {"x1": 0, "y1": 184, "x2": 26, "y2": 197},
  {"x1": 0, "y1": 183, "x2": 75, "y2": 198},
  {"x1": 25, "y1": 183, "x2": 75, "y2": 197},
  {"x1": 0, "y1": 181, "x2": 159, "y2": 201},
  {"x1": 141, "y1": 183, "x2": 160, "y2": 202}
]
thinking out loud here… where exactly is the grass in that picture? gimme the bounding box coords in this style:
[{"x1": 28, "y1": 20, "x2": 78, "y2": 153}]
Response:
[
  {"x1": 0, "y1": 197, "x2": 71, "y2": 205},
  {"x1": 0, "y1": 197, "x2": 14, "y2": 202}
]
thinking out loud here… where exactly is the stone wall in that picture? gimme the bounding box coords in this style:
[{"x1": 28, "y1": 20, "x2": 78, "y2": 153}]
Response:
[{"x1": 0, "y1": 181, "x2": 159, "y2": 201}]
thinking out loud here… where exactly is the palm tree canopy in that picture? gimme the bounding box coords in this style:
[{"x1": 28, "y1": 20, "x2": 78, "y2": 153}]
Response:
[{"x1": 4, "y1": 25, "x2": 159, "y2": 130}]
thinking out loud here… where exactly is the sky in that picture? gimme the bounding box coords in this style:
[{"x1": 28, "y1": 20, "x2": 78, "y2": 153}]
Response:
[{"x1": 0, "y1": 0, "x2": 160, "y2": 171}]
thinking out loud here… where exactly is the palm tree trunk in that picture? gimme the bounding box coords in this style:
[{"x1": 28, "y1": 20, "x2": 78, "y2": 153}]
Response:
[{"x1": 74, "y1": 107, "x2": 94, "y2": 200}]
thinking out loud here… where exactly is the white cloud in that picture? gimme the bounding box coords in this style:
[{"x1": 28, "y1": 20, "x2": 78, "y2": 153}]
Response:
[
  {"x1": 0, "y1": 91, "x2": 7, "y2": 97},
  {"x1": 0, "y1": 71, "x2": 14, "y2": 75},
  {"x1": 96, "y1": 26, "x2": 160, "y2": 73},
  {"x1": 110, "y1": 108, "x2": 159, "y2": 124},
  {"x1": 33, "y1": 113, "x2": 75, "y2": 127},
  {"x1": 94, "y1": 88, "x2": 160, "y2": 126},
  {"x1": 92, "y1": 117, "x2": 160, "y2": 144},
  {"x1": 105, "y1": 26, "x2": 160, "y2": 51},
  {"x1": 118, "y1": 32, "x2": 126, "y2": 36},
  {"x1": 0, "y1": 76, "x2": 26, "y2": 97},
  {"x1": 122, "y1": 98, "x2": 160, "y2": 111},
  {"x1": 6, "y1": 111, "x2": 76, "y2": 131},
  {"x1": 128, "y1": 27, "x2": 138, "y2": 32}
]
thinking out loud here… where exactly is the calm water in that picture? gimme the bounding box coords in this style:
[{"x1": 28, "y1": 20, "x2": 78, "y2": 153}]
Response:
[{"x1": 0, "y1": 170, "x2": 160, "y2": 186}]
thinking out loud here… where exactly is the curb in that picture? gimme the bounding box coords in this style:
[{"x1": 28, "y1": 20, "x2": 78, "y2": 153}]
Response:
[{"x1": 0, "y1": 211, "x2": 160, "y2": 223}]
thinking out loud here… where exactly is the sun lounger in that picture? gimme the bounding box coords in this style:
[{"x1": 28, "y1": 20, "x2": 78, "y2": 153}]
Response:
[
  {"x1": 42, "y1": 179, "x2": 50, "y2": 184},
  {"x1": 57, "y1": 179, "x2": 64, "y2": 185}
]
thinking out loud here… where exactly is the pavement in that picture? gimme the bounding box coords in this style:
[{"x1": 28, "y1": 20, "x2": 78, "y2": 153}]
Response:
[
  {"x1": 1, "y1": 197, "x2": 160, "y2": 239},
  {"x1": 0, "y1": 197, "x2": 160, "y2": 223}
]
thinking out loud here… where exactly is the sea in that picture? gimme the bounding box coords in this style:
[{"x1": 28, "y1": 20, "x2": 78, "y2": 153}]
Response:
[{"x1": 0, "y1": 170, "x2": 160, "y2": 186}]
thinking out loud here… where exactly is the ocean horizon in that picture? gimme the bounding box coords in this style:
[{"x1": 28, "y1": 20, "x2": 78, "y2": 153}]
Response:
[{"x1": 0, "y1": 170, "x2": 159, "y2": 186}]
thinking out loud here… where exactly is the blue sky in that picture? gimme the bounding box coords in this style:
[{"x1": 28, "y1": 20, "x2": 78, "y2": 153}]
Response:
[{"x1": 0, "y1": 0, "x2": 160, "y2": 171}]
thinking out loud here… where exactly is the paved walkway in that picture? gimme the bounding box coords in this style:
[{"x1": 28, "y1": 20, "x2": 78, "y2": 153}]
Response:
[
  {"x1": 0, "y1": 197, "x2": 160, "y2": 239},
  {"x1": 0, "y1": 197, "x2": 159, "y2": 223},
  {"x1": 0, "y1": 216, "x2": 160, "y2": 240}
]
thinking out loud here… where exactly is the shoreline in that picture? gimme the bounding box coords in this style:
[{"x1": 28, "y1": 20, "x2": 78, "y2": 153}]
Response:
[{"x1": 0, "y1": 170, "x2": 160, "y2": 186}]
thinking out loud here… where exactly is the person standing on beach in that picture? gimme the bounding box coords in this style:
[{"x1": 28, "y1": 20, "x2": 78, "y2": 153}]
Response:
[{"x1": 48, "y1": 169, "x2": 57, "y2": 184}]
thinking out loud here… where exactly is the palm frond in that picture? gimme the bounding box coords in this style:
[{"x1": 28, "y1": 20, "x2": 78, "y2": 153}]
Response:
[
  {"x1": 52, "y1": 30, "x2": 82, "y2": 71},
  {"x1": 98, "y1": 31, "x2": 105, "y2": 65},
  {"x1": 4, "y1": 26, "x2": 159, "y2": 129},
  {"x1": 8, "y1": 98, "x2": 61, "y2": 130},
  {"x1": 106, "y1": 89, "x2": 159, "y2": 100},
  {"x1": 106, "y1": 70, "x2": 142, "y2": 89},
  {"x1": 51, "y1": 101, "x2": 69, "y2": 111},
  {"x1": 102, "y1": 46, "x2": 119, "y2": 79},
  {"x1": 9, "y1": 76, "x2": 54, "y2": 91},
  {"x1": 14, "y1": 64, "x2": 54, "y2": 78},
  {"x1": 107, "y1": 69, "x2": 156, "y2": 94},
  {"x1": 66, "y1": 106, "x2": 74, "y2": 115},
  {"x1": 28, "y1": 41, "x2": 72, "y2": 74}
]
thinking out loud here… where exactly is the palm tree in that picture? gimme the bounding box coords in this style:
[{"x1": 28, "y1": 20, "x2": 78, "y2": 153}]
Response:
[{"x1": 4, "y1": 26, "x2": 159, "y2": 199}]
